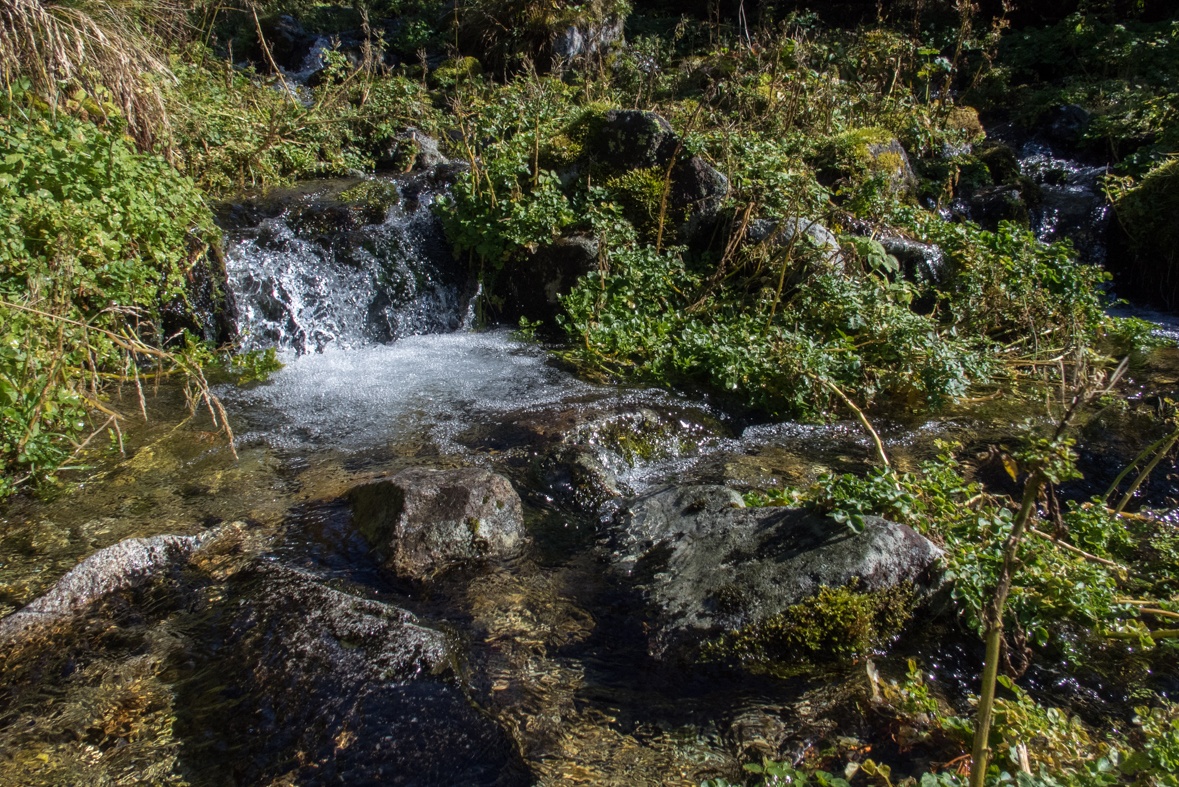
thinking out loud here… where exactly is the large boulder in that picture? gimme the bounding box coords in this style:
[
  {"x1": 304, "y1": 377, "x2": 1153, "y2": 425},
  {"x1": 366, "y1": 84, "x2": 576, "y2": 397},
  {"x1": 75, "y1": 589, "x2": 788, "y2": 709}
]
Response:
[
  {"x1": 552, "y1": 17, "x2": 626, "y2": 61},
  {"x1": 1108, "y1": 158, "x2": 1179, "y2": 309},
  {"x1": 603, "y1": 485, "x2": 945, "y2": 661},
  {"x1": 819, "y1": 127, "x2": 917, "y2": 198},
  {"x1": 745, "y1": 216, "x2": 844, "y2": 268},
  {"x1": 178, "y1": 562, "x2": 529, "y2": 786},
  {"x1": 347, "y1": 467, "x2": 528, "y2": 580},
  {"x1": 670, "y1": 155, "x2": 730, "y2": 237},
  {"x1": 263, "y1": 14, "x2": 316, "y2": 71},
  {"x1": 498, "y1": 234, "x2": 599, "y2": 326},
  {"x1": 595, "y1": 109, "x2": 680, "y2": 170}
]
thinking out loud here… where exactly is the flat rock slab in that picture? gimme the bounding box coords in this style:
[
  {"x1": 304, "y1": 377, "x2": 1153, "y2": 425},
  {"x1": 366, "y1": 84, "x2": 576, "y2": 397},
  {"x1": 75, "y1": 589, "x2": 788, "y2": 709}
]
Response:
[
  {"x1": 348, "y1": 467, "x2": 527, "y2": 580},
  {"x1": 604, "y1": 485, "x2": 944, "y2": 659}
]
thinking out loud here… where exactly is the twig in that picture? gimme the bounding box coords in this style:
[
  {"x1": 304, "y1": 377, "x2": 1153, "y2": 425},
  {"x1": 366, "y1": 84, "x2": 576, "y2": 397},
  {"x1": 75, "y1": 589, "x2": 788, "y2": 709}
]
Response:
[
  {"x1": 1027, "y1": 527, "x2": 1127, "y2": 571},
  {"x1": 819, "y1": 378, "x2": 890, "y2": 469}
]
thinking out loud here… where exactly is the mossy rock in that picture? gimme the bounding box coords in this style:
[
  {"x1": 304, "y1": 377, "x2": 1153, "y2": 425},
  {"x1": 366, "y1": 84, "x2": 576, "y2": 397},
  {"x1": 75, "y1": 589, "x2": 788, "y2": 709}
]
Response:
[
  {"x1": 537, "y1": 105, "x2": 611, "y2": 172},
  {"x1": 975, "y1": 141, "x2": 1022, "y2": 185},
  {"x1": 915, "y1": 154, "x2": 992, "y2": 203},
  {"x1": 819, "y1": 127, "x2": 917, "y2": 197},
  {"x1": 430, "y1": 56, "x2": 482, "y2": 87},
  {"x1": 946, "y1": 105, "x2": 985, "y2": 143},
  {"x1": 1110, "y1": 159, "x2": 1179, "y2": 309},
  {"x1": 702, "y1": 581, "x2": 916, "y2": 664},
  {"x1": 455, "y1": 0, "x2": 629, "y2": 72}
]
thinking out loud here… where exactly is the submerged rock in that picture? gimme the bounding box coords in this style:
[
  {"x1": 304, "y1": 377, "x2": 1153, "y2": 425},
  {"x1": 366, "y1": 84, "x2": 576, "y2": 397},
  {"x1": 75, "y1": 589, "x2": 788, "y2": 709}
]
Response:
[
  {"x1": 603, "y1": 485, "x2": 944, "y2": 661},
  {"x1": 348, "y1": 467, "x2": 528, "y2": 579},
  {"x1": 0, "y1": 524, "x2": 242, "y2": 643},
  {"x1": 181, "y1": 562, "x2": 529, "y2": 786}
]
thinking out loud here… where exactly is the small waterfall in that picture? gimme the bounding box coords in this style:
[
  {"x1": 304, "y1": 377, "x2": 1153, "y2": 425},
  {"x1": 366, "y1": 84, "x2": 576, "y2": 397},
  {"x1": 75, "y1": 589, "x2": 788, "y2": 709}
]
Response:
[
  {"x1": 1017, "y1": 140, "x2": 1111, "y2": 265},
  {"x1": 217, "y1": 174, "x2": 470, "y2": 354}
]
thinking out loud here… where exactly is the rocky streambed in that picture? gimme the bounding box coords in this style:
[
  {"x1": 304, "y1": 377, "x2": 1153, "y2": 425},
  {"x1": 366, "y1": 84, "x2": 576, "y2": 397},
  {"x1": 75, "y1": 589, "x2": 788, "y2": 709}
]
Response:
[
  {"x1": 2, "y1": 121, "x2": 1178, "y2": 783},
  {"x1": 2, "y1": 329, "x2": 1176, "y2": 785}
]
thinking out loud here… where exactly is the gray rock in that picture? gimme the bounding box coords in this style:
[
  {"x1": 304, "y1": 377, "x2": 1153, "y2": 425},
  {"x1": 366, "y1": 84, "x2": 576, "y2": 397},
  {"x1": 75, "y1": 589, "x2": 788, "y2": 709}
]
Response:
[
  {"x1": 182, "y1": 562, "x2": 531, "y2": 785},
  {"x1": 500, "y1": 234, "x2": 599, "y2": 324},
  {"x1": 348, "y1": 467, "x2": 527, "y2": 579},
  {"x1": 1044, "y1": 104, "x2": 1090, "y2": 146},
  {"x1": 553, "y1": 16, "x2": 625, "y2": 60},
  {"x1": 604, "y1": 485, "x2": 944, "y2": 660},
  {"x1": 969, "y1": 185, "x2": 1031, "y2": 230},
  {"x1": 374, "y1": 128, "x2": 449, "y2": 172},
  {"x1": 266, "y1": 14, "x2": 315, "y2": 71},
  {"x1": 537, "y1": 446, "x2": 622, "y2": 512},
  {"x1": 746, "y1": 216, "x2": 844, "y2": 268},
  {"x1": 879, "y1": 235, "x2": 946, "y2": 284},
  {"x1": 0, "y1": 524, "x2": 242, "y2": 643},
  {"x1": 866, "y1": 136, "x2": 918, "y2": 196},
  {"x1": 976, "y1": 141, "x2": 1021, "y2": 185},
  {"x1": 596, "y1": 110, "x2": 678, "y2": 170},
  {"x1": 671, "y1": 156, "x2": 730, "y2": 237}
]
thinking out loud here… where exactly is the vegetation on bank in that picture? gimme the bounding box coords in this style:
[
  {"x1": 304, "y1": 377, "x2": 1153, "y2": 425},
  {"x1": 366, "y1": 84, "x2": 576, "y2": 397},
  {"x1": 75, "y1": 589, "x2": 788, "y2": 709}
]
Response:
[{"x1": 2, "y1": 0, "x2": 1179, "y2": 783}]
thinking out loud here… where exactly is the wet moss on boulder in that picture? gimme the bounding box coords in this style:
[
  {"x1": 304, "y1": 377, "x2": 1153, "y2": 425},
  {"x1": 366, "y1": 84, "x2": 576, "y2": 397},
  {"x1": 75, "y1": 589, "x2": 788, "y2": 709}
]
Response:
[
  {"x1": 702, "y1": 581, "x2": 917, "y2": 664},
  {"x1": 818, "y1": 126, "x2": 917, "y2": 198},
  {"x1": 602, "y1": 485, "x2": 944, "y2": 664},
  {"x1": 1109, "y1": 158, "x2": 1179, "y2": 309}
]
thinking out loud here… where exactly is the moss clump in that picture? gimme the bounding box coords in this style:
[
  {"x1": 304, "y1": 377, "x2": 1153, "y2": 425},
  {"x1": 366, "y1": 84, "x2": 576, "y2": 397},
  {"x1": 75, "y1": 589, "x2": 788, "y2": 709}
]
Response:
[
  {"x1": 431, "y1": 57, "x2": 483, "y2": 88},
  {"x1": 603, "y1": 167, "x2": 668, "y2": 240},
  {"x1": 819, "y1": 127, "x2": 915, "y2": 197},
  {"x1": 946, "y1": 105, "x2": 985, "y2": 143},
  {"x1": 1113, "y1": 158, "x2": 1179, "y2": 308},
  {"x1": 975, "y1": 142, "x2": 1021, "y2": 185},
  {"x1": 339, "y1": 180, "x2": 401, "y2": 211},
  {"x1": 703, "y1": 581, "x2": 916, "y2": 664},
  {"x1": 538, "y1": 106, "x2": 609, "y2": 171}
]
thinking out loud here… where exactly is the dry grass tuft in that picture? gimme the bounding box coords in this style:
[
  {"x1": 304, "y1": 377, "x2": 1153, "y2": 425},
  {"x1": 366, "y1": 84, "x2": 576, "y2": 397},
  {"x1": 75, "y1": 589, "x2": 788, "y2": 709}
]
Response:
[{"x1": 0, "y1": 0, "x2": 189, "y2": 149}]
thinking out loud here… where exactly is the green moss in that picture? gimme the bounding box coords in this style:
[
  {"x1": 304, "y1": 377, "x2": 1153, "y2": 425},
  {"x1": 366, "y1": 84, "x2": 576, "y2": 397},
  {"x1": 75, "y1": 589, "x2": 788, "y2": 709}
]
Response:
[
  {"x1": 702, "y1": 581, "x2": 916, "y2": 664},
  {"x1": 339, "y1": 180, "x2": 401, "y2": 210},
  {"x1": 975, "y1": 142, "x2": 1021, "y2": 185},
  {"x1": 603, "y1": 167, "x2": 668, "y2": 240},
  {"x1": 431, "y1": 56, "x2": 483, "y2": 88},
  {"x1": 1116, "y1": 158, "x2": 1179, "y2": 253},
  {"x1": 826, "y1": 127, "x2": 900, "y2": 171}
]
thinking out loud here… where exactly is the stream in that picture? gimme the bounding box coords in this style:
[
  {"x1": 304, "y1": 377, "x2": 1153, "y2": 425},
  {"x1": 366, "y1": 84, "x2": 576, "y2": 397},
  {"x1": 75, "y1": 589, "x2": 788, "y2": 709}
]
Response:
[{"x1": 1, "y1": 144, "x2": 1177, "y2": 786}]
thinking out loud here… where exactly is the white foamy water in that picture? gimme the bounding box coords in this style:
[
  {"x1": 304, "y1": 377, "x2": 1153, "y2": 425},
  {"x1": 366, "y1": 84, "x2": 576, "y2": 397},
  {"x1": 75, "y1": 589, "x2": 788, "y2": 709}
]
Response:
[{"x1": 223, "y1": 330, "x2": 599, "y2": 453}]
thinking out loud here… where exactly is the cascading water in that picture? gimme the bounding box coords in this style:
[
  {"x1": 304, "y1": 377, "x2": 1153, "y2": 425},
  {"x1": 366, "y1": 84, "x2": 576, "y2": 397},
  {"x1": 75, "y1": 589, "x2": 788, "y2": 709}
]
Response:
[
  {"x1": 219, "y1": 174, "x2": 470, "y2": 354},
  {"x1": 1017, "y1": 139, "x2": 1111, "y2": 265}
]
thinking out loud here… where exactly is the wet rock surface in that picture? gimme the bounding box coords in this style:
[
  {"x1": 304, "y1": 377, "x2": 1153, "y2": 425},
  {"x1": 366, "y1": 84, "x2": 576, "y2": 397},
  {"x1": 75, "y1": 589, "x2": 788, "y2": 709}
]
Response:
[
  {"x1": 216, "y1": 173, "x2": 468, "y2": 353},
  {"x1": 0, "y1": 524, "x2": 242, "y2": 643},
  {"x1": 602, "y1": 485, "x2": 945, "y2": 660},
  {"x1": 348, "y1": 467, "x2": 528, "y2": 579},
  {"x1": 498, "y1": 234, "x2": 599, "y2": 325},
  {"x1": 178, "y1": 562, "x2": 529, "y2": 787}
]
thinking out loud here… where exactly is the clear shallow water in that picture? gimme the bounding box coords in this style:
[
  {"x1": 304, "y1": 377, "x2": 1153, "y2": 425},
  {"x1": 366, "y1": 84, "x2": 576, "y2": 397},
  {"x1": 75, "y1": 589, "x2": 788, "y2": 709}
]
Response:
[{"x1": 8, "y1": 156, "x2": 1179, "y2": 784}]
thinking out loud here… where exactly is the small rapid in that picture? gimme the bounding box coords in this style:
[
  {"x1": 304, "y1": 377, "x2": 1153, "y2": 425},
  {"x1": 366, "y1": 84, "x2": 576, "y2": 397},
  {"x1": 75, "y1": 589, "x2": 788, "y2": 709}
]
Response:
[{"x1": 219, "y1": 175, "x2": 468, "y2": 354}]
